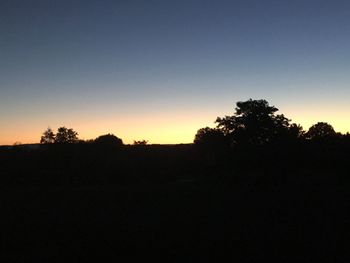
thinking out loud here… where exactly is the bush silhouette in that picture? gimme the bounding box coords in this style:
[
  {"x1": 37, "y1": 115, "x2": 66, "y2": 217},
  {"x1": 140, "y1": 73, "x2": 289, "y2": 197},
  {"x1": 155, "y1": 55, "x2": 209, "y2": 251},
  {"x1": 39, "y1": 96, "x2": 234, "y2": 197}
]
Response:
[
  {"x1": 194, "y1": 127, "x2": 226, "y2": 148},
  {"x1": 133, "y1": 140, "x2": 148, "y2": 145},
  {"x1": 94, "y1": 134, "x2": 123, "y2": 147}
]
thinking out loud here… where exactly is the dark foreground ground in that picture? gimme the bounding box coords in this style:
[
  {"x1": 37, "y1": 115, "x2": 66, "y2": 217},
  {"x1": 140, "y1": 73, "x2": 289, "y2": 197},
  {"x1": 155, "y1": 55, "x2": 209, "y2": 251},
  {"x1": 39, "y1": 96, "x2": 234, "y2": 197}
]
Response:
[{"x1": 1, "y1": 144, "x2": 350, "y2": 262}]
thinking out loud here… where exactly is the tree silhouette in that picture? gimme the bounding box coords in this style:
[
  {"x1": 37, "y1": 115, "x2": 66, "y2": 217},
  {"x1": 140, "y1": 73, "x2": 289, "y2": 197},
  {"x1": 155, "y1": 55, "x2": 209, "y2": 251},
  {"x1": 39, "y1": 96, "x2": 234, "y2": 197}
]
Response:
[
  {"x1": 94, "y1": 134, "x2": 123, "y2": 146},
  {"x1": 54, "y1": 127, "x2": 79, "y2": 143},
  {"x1": 215, "y1": 99, "x2": 296, "y2": 146},
  {"x1": 40, "y1": 127, "x2": 55, "y2": 144},
  {"x1": 194, "y1": 127, "x2": 226, "y2": 148},
  {"x1": 306, "y1": 122, "x2": 336, "y2": 140},
  {"x1": 288, "y1": 123, "x2": 305, "y2": 139}
]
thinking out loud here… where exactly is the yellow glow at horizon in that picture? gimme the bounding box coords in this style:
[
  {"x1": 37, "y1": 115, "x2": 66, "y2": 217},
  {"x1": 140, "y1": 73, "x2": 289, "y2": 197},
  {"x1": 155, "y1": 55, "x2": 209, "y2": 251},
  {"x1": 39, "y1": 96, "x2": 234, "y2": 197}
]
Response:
[
  {"x1": 1, "y1": 107, "x2": 349, "y2": 146},
  {"x1": 77, "y1": 111, "x2": 216, "y2": 144},
  {"x1": 283, "y1": 105, "x2": 350, "y2": 134},
  {"x1": 0, "y1": 110, "x2": 217, "y2": 145}
]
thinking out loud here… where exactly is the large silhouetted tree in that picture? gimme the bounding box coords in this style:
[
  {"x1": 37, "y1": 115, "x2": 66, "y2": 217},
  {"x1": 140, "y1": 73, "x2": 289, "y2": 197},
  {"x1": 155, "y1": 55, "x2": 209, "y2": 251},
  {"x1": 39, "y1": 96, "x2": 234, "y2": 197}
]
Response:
[
  {"x1": 306, "y1": 122, "x2": 336, "y2": 140},
  {"x1": 54, "y1": 127, "x2": 79, "y2": 143},
  {"x1": 214, "y1": 99, "x2": 299, "y2": 146},
  {"x1": 40, "y1": 127, "x2": 55, "y2": 144}
]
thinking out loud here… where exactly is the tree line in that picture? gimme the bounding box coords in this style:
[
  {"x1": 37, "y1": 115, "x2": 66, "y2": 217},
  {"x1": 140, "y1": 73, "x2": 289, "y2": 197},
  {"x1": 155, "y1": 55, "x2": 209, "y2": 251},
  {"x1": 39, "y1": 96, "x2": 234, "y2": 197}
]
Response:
[
  {"x1": 40, "y1": 99, "x2": 349, "y2": 148},
  {"x1": 40, "y1": 127, "x2": 143, "y2": 146},
  {"x1": 194, "y1": 99, "x2": 348, "y2": 149}
]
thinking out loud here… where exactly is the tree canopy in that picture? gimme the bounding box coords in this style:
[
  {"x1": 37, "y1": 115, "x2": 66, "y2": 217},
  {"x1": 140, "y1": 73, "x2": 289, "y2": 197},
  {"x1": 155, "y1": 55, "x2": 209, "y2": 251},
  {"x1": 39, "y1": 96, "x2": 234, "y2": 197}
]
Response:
[
  {"x1": 55, "y1": 127, "x2": 79, "y2": 143},
  {"x1": 306, "y1": 122, "x2": 336, "y2": 140},
  {"x1": 214, "y1": 99, "x2": 297, "y2": 146},
  {"x1": 40, "y1": 127, "x2": 79, "y2": 144},
  {"x1": 40, "y1": 127, "x2": 55, "y2": 144},
  {"x1": 194, "y1": 127, "x2": 226, "y2": 148},
  {"x1": 94, "y1": 134, "x2": 123, "y2": 146}
]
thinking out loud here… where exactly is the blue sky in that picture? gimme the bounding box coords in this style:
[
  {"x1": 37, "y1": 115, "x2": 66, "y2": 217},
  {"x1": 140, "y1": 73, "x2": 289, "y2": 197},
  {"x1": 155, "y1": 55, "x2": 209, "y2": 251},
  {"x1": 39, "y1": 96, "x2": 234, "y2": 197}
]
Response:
[{"x1": 1, "y1": 0, "x2": 350, "y2": 144}]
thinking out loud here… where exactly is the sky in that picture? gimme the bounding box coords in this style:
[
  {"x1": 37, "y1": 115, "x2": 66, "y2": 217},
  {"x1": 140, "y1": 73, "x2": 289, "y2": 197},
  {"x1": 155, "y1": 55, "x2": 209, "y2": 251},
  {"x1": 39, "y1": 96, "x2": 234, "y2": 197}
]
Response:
[{"x1": 1, "y1": 0, "x2": 350, "y2": 145}]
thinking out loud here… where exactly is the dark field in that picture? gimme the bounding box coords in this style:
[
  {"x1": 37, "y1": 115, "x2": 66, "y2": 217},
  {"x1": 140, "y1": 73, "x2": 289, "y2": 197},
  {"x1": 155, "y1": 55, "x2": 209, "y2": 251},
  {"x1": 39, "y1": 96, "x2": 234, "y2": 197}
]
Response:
[{"x1": 1, "y1": 144, "x2": 350, "y2": 262}]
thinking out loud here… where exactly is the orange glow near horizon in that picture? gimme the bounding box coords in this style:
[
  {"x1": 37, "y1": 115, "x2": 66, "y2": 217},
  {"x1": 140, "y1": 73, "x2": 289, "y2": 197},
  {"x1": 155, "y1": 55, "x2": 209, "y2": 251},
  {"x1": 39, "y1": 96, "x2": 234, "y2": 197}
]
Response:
[
  {"x1": 1, "y1": 107, "x2": 349, "y2": 146},
  {"x1": 282, "y1": 104, "x2": 350, "y2": 135},
  {"x1": 0, "y1": 110, "x2": 218, "y2": 145}
]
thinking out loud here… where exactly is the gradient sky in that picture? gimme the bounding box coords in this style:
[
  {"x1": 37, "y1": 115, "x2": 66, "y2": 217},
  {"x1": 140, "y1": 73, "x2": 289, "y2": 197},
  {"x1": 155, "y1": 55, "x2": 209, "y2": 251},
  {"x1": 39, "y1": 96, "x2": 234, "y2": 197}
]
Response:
[{"x1": 1, "y1": 0, "x2": 350, "y2": 145}]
